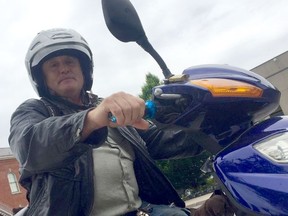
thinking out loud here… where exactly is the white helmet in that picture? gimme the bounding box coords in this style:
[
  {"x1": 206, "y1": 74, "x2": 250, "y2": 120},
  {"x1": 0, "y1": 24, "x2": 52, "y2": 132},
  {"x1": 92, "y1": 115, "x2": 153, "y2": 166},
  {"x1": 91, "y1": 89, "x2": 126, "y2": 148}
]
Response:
[{"x1": 25, "y1": 28, "x2": 93, "y2": 96}]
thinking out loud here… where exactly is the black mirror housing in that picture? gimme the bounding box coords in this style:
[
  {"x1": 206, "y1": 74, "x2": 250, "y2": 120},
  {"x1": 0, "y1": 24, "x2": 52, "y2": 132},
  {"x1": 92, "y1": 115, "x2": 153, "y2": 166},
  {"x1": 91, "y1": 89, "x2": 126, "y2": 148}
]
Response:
[{"x1": 102, "y1": 0, "x2": 146, "y2": 42}]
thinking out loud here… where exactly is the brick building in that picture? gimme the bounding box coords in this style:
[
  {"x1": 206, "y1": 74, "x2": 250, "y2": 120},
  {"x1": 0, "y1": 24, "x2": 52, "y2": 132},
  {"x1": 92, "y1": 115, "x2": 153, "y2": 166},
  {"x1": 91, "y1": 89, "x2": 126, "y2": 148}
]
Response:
[{"x1": 0, "y1": 148, "x2": 28, "y2": 216}]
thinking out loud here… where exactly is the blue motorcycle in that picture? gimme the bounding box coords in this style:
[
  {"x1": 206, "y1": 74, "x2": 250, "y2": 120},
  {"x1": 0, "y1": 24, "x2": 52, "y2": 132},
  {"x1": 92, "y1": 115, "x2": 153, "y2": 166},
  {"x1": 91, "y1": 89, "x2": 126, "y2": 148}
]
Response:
[{"x1": 102, "y1": 0, "x2": 288, "y2": 215}]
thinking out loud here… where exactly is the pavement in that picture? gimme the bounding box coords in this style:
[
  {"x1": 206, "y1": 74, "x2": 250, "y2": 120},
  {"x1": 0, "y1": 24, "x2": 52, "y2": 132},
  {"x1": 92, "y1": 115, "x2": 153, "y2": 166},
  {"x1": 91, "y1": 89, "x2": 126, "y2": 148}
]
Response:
[{"x1": 185, "y1": 193, "x2": 212, "y2": 209}]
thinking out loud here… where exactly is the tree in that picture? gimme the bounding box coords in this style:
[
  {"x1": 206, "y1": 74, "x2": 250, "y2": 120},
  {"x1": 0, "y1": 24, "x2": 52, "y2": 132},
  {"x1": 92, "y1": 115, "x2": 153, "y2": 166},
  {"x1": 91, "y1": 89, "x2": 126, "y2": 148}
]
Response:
[
  {"x1": 139, "y1": 73, "x2": 160, "y2": 100},
  {"x1": 139, "y1": 72, "x2": 213, "y2": 197}
]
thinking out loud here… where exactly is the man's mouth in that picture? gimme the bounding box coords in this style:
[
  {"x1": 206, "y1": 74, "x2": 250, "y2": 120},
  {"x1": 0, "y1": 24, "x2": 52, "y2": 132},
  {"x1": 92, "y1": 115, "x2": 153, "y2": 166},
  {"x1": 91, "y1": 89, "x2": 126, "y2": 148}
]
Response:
[{"x1": 59, "y1": 77, "x2": 75, "y2": 84}]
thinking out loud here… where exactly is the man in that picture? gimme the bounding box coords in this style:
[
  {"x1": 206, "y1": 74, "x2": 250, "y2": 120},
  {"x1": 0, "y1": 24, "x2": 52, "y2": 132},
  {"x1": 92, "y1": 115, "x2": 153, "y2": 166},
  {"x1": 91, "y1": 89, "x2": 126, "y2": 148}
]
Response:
[{"x1": 9, "y1": 28, "x2": 204, "y2": 216}]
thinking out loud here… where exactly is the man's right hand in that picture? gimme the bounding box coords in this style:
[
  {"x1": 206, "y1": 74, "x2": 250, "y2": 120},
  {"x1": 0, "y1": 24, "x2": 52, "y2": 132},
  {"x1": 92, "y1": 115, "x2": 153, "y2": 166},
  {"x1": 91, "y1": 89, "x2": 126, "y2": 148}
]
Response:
[{"x1": 81, "y1": 92, "x2": 149, "y2": 140}]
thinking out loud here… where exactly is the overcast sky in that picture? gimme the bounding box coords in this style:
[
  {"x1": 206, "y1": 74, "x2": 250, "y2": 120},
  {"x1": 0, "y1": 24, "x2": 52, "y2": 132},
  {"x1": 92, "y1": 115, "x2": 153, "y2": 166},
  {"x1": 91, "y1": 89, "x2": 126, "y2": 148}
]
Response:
[{"x1": 1, "y1": 0, "x2": 288, "y2": 148}]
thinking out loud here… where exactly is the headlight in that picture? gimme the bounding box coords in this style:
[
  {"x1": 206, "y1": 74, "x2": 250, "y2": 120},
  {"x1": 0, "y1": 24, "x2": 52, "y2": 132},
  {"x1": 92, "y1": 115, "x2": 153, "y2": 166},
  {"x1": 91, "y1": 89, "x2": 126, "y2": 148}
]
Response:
[{"x1": 254, "y1": 132, "x2": 288, "y2": 163}]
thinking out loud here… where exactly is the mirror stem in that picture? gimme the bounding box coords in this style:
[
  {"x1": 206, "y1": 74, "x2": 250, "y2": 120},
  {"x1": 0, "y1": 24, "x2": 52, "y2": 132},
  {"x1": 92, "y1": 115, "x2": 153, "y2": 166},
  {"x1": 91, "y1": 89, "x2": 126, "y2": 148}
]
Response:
[{"x1": 136, "y1": 36, "x2": 173, "y2": 79}]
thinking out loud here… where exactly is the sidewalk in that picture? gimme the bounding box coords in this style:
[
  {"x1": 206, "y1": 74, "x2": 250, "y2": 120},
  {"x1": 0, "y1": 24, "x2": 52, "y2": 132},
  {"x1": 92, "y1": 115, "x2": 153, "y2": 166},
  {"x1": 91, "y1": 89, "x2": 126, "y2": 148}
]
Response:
[{"x1": 185, "y1": 193, "x2": 212, "y2": 209}]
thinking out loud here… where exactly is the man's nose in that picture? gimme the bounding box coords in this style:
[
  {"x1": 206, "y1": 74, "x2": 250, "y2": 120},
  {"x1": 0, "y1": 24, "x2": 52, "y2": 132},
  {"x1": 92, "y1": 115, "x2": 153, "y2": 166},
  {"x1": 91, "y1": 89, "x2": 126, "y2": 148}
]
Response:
[{"x1": 59, "y1": 63, "x2": 70, "y2": 73}]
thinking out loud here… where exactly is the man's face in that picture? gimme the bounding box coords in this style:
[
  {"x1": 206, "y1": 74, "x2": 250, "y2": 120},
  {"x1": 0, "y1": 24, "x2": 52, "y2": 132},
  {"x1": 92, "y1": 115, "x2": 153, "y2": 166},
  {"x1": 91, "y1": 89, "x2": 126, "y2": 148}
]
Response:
[{"x1": 42, "y1": 55, "x2": 84, "y2": 100}]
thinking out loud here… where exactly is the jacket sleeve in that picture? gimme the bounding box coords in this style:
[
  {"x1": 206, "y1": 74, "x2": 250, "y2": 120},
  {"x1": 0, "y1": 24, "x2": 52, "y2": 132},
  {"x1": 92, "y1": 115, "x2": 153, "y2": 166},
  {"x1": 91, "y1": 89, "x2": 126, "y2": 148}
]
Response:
[
  {"x1": 138, "y1": 122, "x2": 204, "y2": 160},
  {"x1": 8, "y1": 98, "x2": 106, "y2": 174}
]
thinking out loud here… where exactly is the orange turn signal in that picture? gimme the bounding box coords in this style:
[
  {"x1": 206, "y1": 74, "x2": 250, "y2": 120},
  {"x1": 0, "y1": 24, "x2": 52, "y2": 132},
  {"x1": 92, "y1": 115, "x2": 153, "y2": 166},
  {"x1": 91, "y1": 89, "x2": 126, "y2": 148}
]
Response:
[{"x1": 190, "y1": 78, "x2": 263, "y2": 98}]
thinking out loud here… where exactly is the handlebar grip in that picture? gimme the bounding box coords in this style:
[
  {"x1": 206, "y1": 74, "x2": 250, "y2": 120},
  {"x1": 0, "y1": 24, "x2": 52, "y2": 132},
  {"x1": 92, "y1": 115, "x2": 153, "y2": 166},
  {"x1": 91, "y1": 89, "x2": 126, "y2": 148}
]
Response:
[{"x1": 108, "y1": 100, "x2": 156, "y2": 123}]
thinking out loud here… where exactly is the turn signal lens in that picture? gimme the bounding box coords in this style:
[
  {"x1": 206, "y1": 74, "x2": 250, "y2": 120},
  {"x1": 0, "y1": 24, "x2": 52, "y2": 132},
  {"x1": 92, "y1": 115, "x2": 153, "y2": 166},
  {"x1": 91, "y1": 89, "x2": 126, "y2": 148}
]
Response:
[
  {"x1": 190, "y1": 78, "x2": 263, "y2": 97},
  {"x1": 254, "y1": 133, "x2": 288, "y2": 163}
]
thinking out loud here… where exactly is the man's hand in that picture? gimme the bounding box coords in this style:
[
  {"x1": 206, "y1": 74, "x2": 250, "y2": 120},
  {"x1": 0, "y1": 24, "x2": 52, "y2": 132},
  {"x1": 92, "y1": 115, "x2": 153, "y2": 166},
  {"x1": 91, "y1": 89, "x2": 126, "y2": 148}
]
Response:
[{"x1": 81, "y1": 92, "x2": 149, "y2": 140}]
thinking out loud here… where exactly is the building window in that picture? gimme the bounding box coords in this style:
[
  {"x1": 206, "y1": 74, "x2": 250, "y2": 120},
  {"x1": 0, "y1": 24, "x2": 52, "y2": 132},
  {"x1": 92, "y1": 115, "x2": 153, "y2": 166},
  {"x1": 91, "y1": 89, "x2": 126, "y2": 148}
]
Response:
[{"x1": 7, "y1": 172, "x2": 20, "y2": 194}]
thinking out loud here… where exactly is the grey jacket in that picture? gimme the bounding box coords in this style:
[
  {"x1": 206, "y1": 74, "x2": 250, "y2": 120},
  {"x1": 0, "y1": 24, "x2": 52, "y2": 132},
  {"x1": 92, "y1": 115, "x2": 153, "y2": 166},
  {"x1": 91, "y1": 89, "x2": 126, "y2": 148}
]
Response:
[{"x1": 9, "y1": 95, "x2": 203, "y2": 216}]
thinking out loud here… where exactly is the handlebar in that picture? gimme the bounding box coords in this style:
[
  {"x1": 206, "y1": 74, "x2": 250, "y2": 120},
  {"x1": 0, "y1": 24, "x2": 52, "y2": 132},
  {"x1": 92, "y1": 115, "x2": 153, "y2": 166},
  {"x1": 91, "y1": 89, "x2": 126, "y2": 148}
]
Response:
[{"x1": 108, "y1": 100, "x2": 156, "y2": 123}]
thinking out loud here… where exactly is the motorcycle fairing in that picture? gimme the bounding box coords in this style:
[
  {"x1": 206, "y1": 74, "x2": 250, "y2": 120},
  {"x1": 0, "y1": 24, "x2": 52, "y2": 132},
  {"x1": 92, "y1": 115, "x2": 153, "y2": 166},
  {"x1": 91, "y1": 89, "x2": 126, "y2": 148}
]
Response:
[
  {"x1": 214, "y1": 116, "x2": 288, "y2": 215},
  {"x1": 152, "y1": 64, "x2": 280, "y2": 152}
]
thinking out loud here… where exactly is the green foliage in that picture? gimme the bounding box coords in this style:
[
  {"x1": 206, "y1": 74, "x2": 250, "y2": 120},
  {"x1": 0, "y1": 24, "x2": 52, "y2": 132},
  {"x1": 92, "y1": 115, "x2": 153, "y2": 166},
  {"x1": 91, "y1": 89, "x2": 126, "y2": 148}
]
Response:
[
  {"x1": 156, "y1": 151, "x2": 212, "y2": 190},
  {"x1": 139, "y1": 73, "x2": 160, "y2": 100}
]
